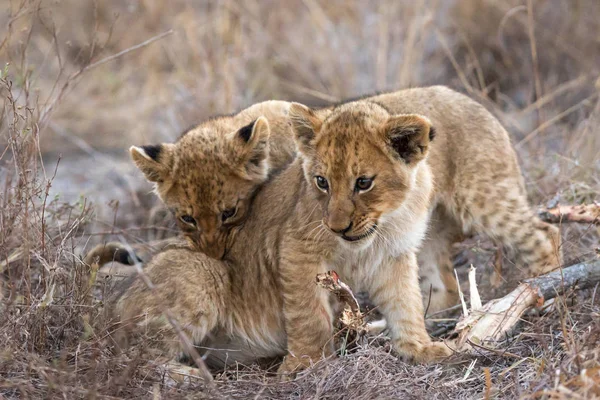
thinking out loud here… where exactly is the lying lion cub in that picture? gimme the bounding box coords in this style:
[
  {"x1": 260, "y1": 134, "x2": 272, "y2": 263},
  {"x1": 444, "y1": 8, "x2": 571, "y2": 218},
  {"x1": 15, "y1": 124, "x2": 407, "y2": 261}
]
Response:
[{"x1": 90, "y1": 87, "x2": 561, "y2": 378}]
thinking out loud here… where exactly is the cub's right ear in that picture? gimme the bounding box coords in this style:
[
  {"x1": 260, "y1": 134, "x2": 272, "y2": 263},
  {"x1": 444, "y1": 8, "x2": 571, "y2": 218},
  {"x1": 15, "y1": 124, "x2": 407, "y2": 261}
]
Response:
[
  {"x1": 129, "y1": 144, "x2": 175, "y2": 182},
  {"x1": 229, "y1": 116, "x2": 271, "y2": 181}
]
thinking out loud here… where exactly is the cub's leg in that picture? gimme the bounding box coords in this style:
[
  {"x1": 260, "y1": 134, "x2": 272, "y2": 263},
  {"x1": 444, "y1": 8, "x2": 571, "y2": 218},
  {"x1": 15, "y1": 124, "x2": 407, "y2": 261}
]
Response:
[
  {"x1": 367, "y1": 252, "x2": 452, "y2": 363},
  {"x1": 459, "y1": 179, "x2": 562, "y2": 277},
  {"x1": 417, "y1": 206, "x2": 464, "y2": 316},
  {"x1": 114, "y1": 248, "x2": 228, "y2": 382},
  {"x1": 277, "y1": 244, "x2": 335, "y2": 377}
]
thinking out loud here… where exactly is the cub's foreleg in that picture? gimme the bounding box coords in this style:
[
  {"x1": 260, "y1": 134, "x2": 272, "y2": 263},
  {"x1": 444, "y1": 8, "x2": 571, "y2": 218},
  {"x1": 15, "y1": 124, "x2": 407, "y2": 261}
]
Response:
[
  {"x1": 367, "y1": 252, "x2": 452, "y2": 363},
  {"x1": 277, "y1": 243, "x2": 335, "y2": 377}
]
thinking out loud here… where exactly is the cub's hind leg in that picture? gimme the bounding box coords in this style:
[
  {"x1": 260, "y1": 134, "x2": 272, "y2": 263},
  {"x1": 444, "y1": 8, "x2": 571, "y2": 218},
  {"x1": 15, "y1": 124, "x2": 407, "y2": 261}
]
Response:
[
  {"x1": 458, "y1": 178, "x2": 562, "y2": 278},
  {"x1": 418, "y1": 205, "x2": 464, "y2": 317},
  {"x1": 113, "y1": 248, "x2": 229, "y2": 383}
]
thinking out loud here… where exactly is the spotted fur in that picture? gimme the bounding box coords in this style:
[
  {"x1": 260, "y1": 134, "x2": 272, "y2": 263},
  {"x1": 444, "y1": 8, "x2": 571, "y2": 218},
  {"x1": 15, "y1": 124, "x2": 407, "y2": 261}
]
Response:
[
  {"x1": 277, "y1": 89, "x2": 561, "y2": 372},
  {"x1": 129, "y1": 101, "x2": 296, "y2": 259}
]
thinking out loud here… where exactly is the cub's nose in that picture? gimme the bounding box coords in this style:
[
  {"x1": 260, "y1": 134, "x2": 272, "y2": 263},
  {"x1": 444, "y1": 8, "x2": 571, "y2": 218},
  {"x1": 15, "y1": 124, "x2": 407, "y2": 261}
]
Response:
[{"x1": 329, "y1": 222, "x2": 353, "y2": 235}]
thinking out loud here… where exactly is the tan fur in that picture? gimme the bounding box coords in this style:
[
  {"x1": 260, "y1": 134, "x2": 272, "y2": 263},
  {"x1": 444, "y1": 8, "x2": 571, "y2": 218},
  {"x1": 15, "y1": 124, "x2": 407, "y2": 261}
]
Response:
[
  {"x1": 103, "y1": 86, "x2": 561, "y2": 376},
  {"x1": 129, "y1": 101, "x2": 296, "y2": 259}
]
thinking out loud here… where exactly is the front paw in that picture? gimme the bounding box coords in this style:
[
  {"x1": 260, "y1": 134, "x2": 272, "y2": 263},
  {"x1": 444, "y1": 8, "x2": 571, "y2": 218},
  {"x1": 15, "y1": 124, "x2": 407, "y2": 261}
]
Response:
[
  {"x1": 394, "y1": 340, "x2": 452, "y2": 364},
  {"x1": 277, "y1": 354, "x2": 313, "y2": 381},
  {"x1": 159, "y1": 361, "x2": 204, "y2": 387}
]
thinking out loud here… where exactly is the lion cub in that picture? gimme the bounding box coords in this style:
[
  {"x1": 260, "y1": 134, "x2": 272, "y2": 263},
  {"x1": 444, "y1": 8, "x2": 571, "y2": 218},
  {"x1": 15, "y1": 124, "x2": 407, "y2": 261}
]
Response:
[
  {"x1": 97, "y1": 87, "x2": 561, "y2": 378},
  {"x1": 129, "y1": 100, "x2": 296, "y2": 259},
  {"x1": 277, "y1": 90, "x2": 561, "y2": 372}
]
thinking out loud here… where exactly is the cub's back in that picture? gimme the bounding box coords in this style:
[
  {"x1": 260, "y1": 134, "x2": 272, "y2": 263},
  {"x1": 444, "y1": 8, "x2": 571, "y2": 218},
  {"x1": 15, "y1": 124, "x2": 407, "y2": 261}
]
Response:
[{"x1": 370, "y1": 86, "x2": 524, "y2": 197}]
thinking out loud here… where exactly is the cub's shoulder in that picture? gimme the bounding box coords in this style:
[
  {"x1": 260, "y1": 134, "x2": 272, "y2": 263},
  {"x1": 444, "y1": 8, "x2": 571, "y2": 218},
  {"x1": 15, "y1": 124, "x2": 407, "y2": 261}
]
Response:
[{"x1": 236, "y1": 100, "x2": 291, "y2": 121}]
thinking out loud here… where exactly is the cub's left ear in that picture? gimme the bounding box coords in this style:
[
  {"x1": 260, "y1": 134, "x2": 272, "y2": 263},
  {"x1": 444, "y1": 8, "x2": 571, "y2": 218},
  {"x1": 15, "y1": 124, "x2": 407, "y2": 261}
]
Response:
[{"x1": 384, "y1": 114, "x2": 434, "y2": 164}]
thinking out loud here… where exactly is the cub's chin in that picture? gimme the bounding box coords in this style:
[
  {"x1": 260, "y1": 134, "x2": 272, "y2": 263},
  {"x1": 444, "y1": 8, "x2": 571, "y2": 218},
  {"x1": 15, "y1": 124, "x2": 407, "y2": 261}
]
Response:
[{"x1": 337, "y1": 227, "x2": 378, "y2": 251}]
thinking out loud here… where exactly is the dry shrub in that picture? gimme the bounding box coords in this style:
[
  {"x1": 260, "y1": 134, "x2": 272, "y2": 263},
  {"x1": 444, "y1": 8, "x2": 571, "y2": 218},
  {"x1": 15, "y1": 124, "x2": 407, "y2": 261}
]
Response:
[{"x1": 0, "y1": 0, "x2": 599, "y2": 398}]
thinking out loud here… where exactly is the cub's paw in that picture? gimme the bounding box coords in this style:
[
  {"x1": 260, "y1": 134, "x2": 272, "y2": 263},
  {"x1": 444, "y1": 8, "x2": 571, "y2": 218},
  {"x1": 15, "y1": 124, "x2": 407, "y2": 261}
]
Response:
[
  {"x1": 158, "y1": 361, "x2": 204, "y2": 387},
  {"x1": 394, "y1": 340, "x2": 452, "y2": 364},
  {"x1": 277, "y1": 354, "x2": 313, "y2": 381}
]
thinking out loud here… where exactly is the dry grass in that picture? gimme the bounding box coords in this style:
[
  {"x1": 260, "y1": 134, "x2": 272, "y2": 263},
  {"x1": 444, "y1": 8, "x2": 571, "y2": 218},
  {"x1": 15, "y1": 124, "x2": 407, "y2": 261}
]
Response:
[{"x1": 0, "y1": 0, "x2": 599, "y2": 398}]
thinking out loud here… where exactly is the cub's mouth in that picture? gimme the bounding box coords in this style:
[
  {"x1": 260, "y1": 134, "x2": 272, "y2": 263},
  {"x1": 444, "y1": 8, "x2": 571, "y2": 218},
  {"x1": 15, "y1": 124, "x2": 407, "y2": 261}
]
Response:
[
  {"x1": 184, "y1": 230, "x2": 230, "y2": 260},
  {"x1": 341, "y1": 224, "x2": 378, "y2": 242}
]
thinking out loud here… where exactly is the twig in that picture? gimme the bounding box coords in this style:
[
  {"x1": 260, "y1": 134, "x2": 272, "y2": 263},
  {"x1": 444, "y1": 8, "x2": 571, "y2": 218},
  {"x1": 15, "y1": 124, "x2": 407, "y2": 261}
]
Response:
[
  {"x1": 517, "y1": 75, "x2": 588, "y2": 115},
  {"x1": 82, "y1": 30, "x2": 173, "y2": 73},
  {"x1": 39, "y1": 30, "x2": 174, "y2": 128},
  {"x1": 465, "y1": 339, "x2": 520, "y2": 359},
  {"x1": 316, "y1": 271, "x2": 365, "y2": 331},
  {"x1": 526, "y1": 0, "x2": 544, "y2": 128},
  {"x1": 426, "y1": 304, "x2": 463, "y2": 319},
  {"x1": 538, "y1": 203, "x2": 600, "y2": 225},
  {"x1": 516, "y1": 93, "x2": 598, "y2": 148},
  {"x1": 454, "y1": 259, "x2": 600, "y2": 352}
]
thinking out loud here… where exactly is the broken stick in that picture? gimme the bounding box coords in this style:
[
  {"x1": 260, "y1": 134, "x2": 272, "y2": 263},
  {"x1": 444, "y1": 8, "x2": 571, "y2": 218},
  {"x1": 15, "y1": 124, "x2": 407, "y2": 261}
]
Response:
[
  {"x1": 316, "y1": 271, "x2": 366, "y2": 334},
  {"x1": 454, "y1": 259, "x2": 600, "y2": 351},
  {"x1": 538, "y1": 203, "x2": 600, "y2": 224},
  {"x1": 315, "y1": 271, "x2": 388, "y2": 338}
]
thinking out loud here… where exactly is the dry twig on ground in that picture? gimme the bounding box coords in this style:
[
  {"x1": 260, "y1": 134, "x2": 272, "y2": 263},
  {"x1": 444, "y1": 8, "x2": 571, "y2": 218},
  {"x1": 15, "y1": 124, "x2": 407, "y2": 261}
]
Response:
[
  {"x1": 453, "y1": 259, "x2": 600, "y2": 352},
  {"x1": 538, "y1": 203, "x2": 600, "y2": 225},
  {"x1": 316, "y1": 271, "x2": 367, "y2": 335}
]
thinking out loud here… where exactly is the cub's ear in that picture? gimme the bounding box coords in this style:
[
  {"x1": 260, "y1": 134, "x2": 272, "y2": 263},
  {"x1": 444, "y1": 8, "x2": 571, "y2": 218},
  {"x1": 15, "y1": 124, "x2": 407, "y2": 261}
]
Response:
[
  {"x1": 129, "y1": 143, "x2": 175, "y2": 182},
  {"x1": 232, "y1": 116, "x2": 271, "y2": 180},
  {"x1": 288, "y1": 102, "x2": 322, "y2": 154},
  {"x1": 384, "y1": 114, "x2": 433, "y2": 164}
]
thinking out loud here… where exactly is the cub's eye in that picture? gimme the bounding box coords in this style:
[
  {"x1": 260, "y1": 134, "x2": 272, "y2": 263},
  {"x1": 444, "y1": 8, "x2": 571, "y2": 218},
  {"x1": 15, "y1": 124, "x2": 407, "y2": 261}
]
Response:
[
  {"x1": 314, "y1": 176, "x2": 329, "y2": 192},
  {"x1": 180, "y1": 215, "x2": 196, "y2": 225},
  {"x1": 355, "y1": 177, "x2": 374, "y2": 192},
  {"x1": 222, "y1": 207, "x2": 237, "y2": 222}
]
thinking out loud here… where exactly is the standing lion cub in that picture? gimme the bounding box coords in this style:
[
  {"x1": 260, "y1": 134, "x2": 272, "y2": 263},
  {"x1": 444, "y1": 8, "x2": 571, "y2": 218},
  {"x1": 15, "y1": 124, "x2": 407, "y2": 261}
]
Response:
[{"x1": 90, "y1": 87, "x2": 561, "y2": 378}]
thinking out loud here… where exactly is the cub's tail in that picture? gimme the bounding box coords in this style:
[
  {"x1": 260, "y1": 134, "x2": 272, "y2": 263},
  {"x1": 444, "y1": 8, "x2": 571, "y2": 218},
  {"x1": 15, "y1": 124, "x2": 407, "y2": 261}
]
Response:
[{"x1": 83, "y1": 242, "x2": 142, "y2": 268}]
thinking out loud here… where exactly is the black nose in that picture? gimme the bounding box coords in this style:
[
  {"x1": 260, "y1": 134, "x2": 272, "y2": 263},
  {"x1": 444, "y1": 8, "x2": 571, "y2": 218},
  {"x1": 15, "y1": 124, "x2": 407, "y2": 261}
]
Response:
[{"x1": 331, "y1": 222, "x2": 353, "y2": 235}]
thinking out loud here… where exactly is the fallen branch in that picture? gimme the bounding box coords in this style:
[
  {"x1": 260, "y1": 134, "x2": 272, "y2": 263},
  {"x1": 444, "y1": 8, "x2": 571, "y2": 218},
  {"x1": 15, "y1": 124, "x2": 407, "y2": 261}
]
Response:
[
  {"x1": 454, "y1": 259, "x2": 600, "y2": 351},
  {"x1": 538, "y1": 203, "x2": 600, "y2": 224}
]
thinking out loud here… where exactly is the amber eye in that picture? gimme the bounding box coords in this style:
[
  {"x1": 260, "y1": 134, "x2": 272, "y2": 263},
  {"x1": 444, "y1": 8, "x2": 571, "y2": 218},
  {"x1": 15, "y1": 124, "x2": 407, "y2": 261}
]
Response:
[
  {"x1": 222, "y1": 207, "x2": 237, "y2": 222},
  {"x1": 315, "y1": 176, "x2": 329, "y2": 192},
  {"x1": 355, "y1": 177, "x2": 374, "y2": 192},
  {"x1": 180, "y1": 215, "x2": 196, "y2": 225}
]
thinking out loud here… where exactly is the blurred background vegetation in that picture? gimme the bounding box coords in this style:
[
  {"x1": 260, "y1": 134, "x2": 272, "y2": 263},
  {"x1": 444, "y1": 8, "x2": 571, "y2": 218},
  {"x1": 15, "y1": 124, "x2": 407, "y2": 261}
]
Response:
[{"x1": 2, "y1": 0, "x2": 599, "y2": 230}]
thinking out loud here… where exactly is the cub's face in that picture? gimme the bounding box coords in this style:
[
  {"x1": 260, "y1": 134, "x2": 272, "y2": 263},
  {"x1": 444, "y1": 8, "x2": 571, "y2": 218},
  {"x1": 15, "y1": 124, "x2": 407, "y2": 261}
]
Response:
[
  {"x1": 130, "y1": 117, "x2": 271, "y2": 259},
  {"x1": 289, "y1": 102, "x2": 434, "y2": 248}
]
